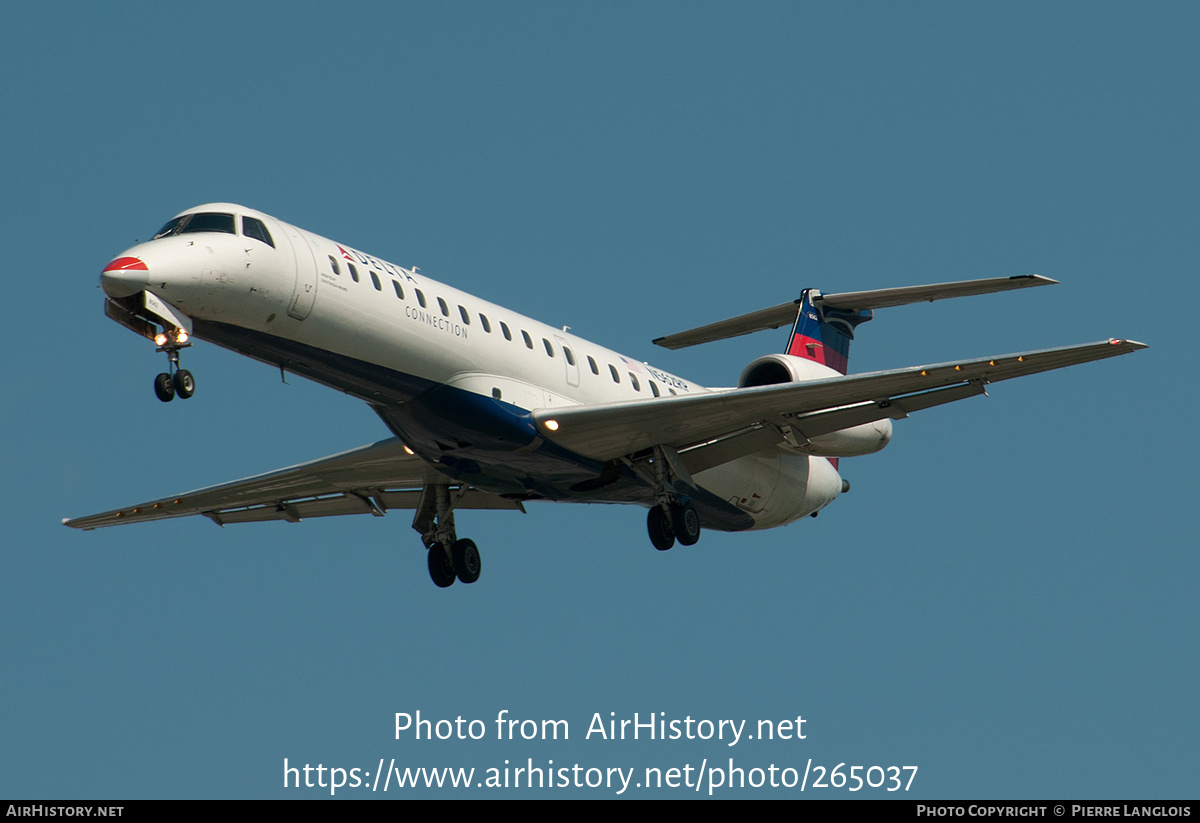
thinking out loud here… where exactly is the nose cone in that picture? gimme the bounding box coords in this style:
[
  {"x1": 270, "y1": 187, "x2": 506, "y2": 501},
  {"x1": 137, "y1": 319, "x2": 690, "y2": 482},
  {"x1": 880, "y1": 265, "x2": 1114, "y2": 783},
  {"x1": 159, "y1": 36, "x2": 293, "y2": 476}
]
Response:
[{"x1": 101, "y1": 255, "x2": 148, "y2": 298}]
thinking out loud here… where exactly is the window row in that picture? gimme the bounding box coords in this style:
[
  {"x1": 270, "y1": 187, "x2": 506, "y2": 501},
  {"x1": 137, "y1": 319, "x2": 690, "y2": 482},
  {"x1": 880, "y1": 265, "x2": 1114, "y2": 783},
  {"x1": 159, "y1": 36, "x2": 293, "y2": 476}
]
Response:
[{"x1": 326, "y1": 254, "x2": 674, "y2": 396}]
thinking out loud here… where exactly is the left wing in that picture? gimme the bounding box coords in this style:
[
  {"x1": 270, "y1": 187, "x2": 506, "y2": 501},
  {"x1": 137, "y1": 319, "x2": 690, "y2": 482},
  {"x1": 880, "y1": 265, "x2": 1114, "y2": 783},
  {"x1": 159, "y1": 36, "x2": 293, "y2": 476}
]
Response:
[
  {"x1": 533, "y1": 339, "x2": 1147, "y2": 463},
  {"x1": 63, "y1": 438, "x2": 522, "y2": 530}
]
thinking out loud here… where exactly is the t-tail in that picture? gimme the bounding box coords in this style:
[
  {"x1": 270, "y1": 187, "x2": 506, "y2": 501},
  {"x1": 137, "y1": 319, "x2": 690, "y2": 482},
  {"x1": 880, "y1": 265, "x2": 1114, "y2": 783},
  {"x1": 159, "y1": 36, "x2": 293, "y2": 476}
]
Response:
[
  {"x1": 785, "y1": 289, "x2": 872, "y2": 375},
  {"x1": 653, "y1": 275, "x2": 1060, "y2": 374}
]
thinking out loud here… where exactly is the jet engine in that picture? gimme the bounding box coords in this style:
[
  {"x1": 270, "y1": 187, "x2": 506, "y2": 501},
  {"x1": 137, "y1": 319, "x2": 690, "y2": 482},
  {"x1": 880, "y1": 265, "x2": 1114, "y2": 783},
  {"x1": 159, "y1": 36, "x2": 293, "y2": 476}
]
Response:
[
  {"x1": 737, "y1": 353, "x2": 893, "y2": 458},
  {"x1": 693, "y1": 449, "x2": 843, "y2": 530}
]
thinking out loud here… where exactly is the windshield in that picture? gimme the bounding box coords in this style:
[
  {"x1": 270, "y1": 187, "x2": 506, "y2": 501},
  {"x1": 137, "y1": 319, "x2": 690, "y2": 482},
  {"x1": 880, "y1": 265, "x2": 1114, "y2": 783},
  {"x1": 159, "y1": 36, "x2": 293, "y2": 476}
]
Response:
[{"x1": 153, "y1": 212, "x2": 236, "y2": 239}]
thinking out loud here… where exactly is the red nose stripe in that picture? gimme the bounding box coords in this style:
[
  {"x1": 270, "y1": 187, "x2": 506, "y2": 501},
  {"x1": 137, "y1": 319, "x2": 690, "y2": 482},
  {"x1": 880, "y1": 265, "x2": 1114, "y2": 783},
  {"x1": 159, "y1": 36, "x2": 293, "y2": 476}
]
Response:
[{"x1": 104, "y1": 256, "x2": 148, "y2": 272}]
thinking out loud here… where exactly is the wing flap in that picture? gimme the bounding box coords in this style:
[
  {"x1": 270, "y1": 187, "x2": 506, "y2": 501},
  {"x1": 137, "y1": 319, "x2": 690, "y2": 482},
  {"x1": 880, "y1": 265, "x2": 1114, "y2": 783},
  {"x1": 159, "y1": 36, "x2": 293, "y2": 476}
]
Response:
[
  {"x1": 200, "y1": 488, "x2": 521, "y2": 526},
  {"x1": 678, "y1": 381, "x2": 987, "y2": 474},
  {"x1": 534, "y1": 339, "x2": 1146, "y2": 462}
]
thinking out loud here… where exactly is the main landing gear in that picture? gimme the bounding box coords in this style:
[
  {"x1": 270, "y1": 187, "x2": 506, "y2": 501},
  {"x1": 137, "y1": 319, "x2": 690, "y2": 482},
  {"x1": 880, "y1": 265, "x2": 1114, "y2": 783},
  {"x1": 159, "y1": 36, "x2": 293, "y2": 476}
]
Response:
[
  {"x1": 152, "y1": 328, "x2": 195, "y2": 403},
  {"x1": 414, "y1": 483, "x2": 483, "y2": 588},
  {"x1": 647, "y1": 498, "x2": 701, "y2": 551},
  {"x1": 633, "y1": 444, "x2": 703, "y2": 551},
  {"x1": 427, "y1": 538, "x2": 481, "y2": 588}
]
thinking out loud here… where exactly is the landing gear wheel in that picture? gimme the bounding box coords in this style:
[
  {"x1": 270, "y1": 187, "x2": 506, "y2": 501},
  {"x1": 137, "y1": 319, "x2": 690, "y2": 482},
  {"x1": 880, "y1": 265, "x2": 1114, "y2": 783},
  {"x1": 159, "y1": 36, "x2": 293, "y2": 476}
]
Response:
[
  {"x1": 173, "y1": 369, "x2": 196, "y2": 399},
  {"x1": 427, "y1": 543, "x2": 456, "y2": 588},
  {"x1": 648, "y1": 505, "x2": 675, "y2": 551},
  {"x1": 672, "y1": 500, "x2": 701, "y2": 546},
  {"x1": 154, "y1": 372, "x2": 175, "y2": 402},
  {"x1": 451, "y1": 538, "x2": 481, "y2": 584}
]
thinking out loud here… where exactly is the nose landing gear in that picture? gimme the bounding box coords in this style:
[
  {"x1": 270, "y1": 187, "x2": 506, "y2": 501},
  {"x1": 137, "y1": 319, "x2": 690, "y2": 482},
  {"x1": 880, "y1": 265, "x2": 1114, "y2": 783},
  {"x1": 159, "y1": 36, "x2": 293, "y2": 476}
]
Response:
[{"x1": 153, "y1": 329, "x2": 195, "y2": 403}]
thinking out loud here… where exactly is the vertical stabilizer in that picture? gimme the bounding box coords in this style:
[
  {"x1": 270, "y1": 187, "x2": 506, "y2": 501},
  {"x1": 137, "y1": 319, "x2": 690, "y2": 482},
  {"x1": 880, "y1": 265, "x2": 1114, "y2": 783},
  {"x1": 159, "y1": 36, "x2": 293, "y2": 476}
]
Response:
[{"x1": 784, "y1": 289, "x2": 873, "y2": 375}]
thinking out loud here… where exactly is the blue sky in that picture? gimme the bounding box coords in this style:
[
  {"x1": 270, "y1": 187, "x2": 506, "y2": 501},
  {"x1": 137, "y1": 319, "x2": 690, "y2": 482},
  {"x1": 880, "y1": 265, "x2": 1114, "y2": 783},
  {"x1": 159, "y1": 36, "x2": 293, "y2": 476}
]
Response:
[{"x1": 2, "y1": 1, "x2": 1195, "y2": 798}]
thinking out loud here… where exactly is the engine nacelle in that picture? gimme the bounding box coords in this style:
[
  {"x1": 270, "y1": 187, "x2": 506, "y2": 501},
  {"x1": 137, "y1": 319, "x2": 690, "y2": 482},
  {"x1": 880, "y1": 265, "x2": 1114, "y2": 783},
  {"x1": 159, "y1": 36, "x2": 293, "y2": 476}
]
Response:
[
  {"x1": 739, "y1": 352, "x2": 842, "y2": 387},
  {"x1": 694, "y1": 451, "x2": 842, "y2": 530},
  {"x1": 737, "y1": 353, "x2": 892, "y2": 458}
]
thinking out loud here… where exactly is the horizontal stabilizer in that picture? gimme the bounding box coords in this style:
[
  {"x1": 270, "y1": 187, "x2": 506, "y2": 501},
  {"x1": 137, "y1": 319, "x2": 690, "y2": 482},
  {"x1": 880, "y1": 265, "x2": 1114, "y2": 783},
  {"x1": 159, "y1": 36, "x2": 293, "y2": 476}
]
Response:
[
  {"x1": 817, "y1": 274, "x2": 1058, "y2": 310},
  {"x1": 653, "y1": 275, "x2": 1057, "y2": 350},
  {"x1": 653, "y1": 300, "x2": 800, "y2": 350}
]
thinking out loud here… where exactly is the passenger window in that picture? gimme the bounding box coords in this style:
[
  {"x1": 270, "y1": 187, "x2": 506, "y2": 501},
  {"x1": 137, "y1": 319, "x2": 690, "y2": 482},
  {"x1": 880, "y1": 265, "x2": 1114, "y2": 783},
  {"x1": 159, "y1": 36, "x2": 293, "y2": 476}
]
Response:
[
  {"x1": 543, "y1": 339, "x2": 554, "y2": 357},
  {"x1": 480, "y1": 314, "x2": 491, "y2": 333},
  {"x1": 501, "y1": 322, "x2": 512, "y2": 341},
  {"x1": 370, "y1": 271, "x2": 381, "y2": 291},
  {"x1": 609, "y1": 365, "x2": 620, "y2": 383},
  {"x1": 416, "y1": 290, "x2": 427, "y2": 308},
  {"x1": 242, "y1": 216, "x2": 275, "y2": 247},
  {"x1": 630, "y1": 374, "x2": 641, "y2": 391},
  {"x1": 563, "y1": 347, "x2": 576, "y2": 366},
  {"x1": 649, "y1": 381, "x2": 660, "y2": 397},
  {"x1": 459, "y1": 306, "x2": 471, "y2": 324},
  {"x1": 328, "y1": 255, "x2": 341, "y2": 275},
  {"x1": 349, "y1": 263, "x2": 360, "y2": 283},
  {"x1": 437, "y1": 297, "x2": 449, "y2": 317},
  {"x1": 393, "y1": 281, "x2": 404, "y2": 299},
  {"x1": 588, "y1": 356, "x2": 599, "y2": 375},
  {"x1": 522, "y1": 331, "x2": 533, "y2": 349}
]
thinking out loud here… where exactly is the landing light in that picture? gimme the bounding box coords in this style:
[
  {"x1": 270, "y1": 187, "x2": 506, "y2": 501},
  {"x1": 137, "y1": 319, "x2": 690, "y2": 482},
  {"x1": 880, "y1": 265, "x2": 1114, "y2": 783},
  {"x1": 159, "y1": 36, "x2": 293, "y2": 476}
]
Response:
[
  {"x1": 403, "y1": 445, "x2": 415, "y2": 455},
  {"x1": 176, "y1": 330, "x2": 189, "y2": 344},
  {"x1": 544, "y1": 419, "x2": 560, "y2": 432},
  {"x1": 154, "y1": 333, "x2": 168, "y2": 346}
]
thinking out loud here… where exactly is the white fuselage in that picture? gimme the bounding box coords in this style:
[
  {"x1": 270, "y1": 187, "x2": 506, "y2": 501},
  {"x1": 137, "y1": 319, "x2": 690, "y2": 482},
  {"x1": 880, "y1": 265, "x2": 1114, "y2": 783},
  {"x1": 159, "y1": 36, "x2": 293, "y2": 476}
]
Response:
[{"x1": 101, "y1": 203, "x2": 844, "y2": 530}]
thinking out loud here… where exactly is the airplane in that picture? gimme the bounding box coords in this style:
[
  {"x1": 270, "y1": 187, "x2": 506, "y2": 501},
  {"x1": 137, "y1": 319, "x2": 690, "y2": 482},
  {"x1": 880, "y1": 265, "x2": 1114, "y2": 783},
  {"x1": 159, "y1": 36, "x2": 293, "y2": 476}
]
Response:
[{"x1": 65, "y1": 203, "x2": 1146, "y2": 588}]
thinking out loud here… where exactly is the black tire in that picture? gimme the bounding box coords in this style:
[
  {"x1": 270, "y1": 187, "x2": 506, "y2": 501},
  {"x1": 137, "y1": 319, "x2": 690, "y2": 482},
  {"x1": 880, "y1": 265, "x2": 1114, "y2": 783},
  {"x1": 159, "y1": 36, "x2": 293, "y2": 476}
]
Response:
[
  {"x1": 427, "y1": 543, "x2": 456, "y2": 588},
  {"x1": 647, "y1": 505, "x2": 675, "y2": 551},
  {"x1": 672, "y1": 500, "x2": 701, "y2": 546},
  {"x1": 154, "y1": 372, "x2": 175, "y2": 402},
  {"x1": 451, "y1": 538, "x2": 481, "y2": 584},
  {"x1": 173, "y1": 369, "x2": 196, "y2": 399}
]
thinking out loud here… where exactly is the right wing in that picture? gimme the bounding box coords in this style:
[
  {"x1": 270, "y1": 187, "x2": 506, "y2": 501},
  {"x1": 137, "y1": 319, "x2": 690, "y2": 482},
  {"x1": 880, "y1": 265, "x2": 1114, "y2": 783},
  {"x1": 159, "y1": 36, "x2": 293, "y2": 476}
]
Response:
[{"x1": 63, "y1": 438, "x2": 522, "y2": 530}]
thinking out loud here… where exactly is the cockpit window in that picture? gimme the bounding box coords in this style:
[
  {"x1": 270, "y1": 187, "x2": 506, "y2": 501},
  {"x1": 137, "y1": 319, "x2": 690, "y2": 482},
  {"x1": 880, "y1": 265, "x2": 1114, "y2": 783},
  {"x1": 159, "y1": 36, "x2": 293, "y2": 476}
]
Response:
[
  {"x1": 242, "y1": 216, "x2": 275, "y2": 248},
  {"x1": 153, "y1": 216, "x2": 187, "y2": 239},
  {"x1": 153, "y1": 212, "x2": 236, "y2": 239},
  {"x1": 183, "y1": 213, "x2": 236, "y2": 234}
]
